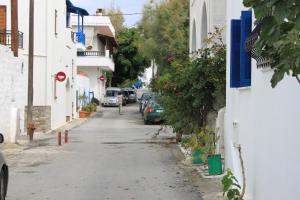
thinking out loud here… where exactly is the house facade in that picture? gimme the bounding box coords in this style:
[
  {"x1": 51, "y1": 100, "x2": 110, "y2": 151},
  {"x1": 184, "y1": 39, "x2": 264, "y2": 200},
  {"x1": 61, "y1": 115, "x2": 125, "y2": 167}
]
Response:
[
  {"x1": 0, "y1": 0, "x2": 87, "y2": 133},
  {"x1": 225, "y1": 0, "x2": 300, "y2": 199},
  {"x1": 71, "y1": 9, "x2": 116, "y2": 105},
  {"x1": 189, "y1": 0, "x2": 226, "y2": 54}
]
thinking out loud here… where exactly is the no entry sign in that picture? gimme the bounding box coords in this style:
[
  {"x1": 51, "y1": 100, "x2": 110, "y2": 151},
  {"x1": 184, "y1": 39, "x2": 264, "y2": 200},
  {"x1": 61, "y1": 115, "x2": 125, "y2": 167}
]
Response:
[
  {"x1": 56, "y1": 72, "x2": 67, "y2": 82},
  {"x1": 99, "y1": 75, "x2": 105, "y2": 81}
]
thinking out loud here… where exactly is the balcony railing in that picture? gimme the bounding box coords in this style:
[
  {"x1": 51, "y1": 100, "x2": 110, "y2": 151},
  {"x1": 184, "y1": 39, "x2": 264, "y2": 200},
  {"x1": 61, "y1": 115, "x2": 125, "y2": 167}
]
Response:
[
  {"x1": 77, "y1": 51, "x2": 106, "y2": 57},
  {"x1": 0, "y1": 30, "x2": 24, "y2": 48},
  {"x1": 75, "y1": 32, "x2": 86, "y2": 45}
]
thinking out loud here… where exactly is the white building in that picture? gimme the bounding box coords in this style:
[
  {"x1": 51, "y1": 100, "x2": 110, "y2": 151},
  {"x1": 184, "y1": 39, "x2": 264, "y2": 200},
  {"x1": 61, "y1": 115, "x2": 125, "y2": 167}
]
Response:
[
  {"x1": 189, "y1": 0, "x2": 226, "y2": 53},
  {"x1": 71, "y1": 9, "x2": 116, "y2": 104},
  {"x1": 0, "y1": 0, "x2": 87, "y2": 133},
  {"x1": 225, "y1": 0, "x2": 300, "y2": 199}
]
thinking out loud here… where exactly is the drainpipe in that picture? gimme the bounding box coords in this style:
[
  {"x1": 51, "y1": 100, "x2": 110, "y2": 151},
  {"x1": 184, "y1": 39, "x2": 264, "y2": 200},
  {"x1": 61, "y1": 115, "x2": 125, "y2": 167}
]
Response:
[{"x1": 11, "y1": 0, "x2": 18, "y2": 57}]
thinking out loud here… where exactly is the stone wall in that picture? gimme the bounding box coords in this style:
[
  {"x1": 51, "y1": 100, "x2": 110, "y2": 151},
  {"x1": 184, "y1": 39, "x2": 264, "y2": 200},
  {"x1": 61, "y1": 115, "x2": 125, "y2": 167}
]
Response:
[{"x1": 25, "y1": 106, "x2": 51, "y2": 133}]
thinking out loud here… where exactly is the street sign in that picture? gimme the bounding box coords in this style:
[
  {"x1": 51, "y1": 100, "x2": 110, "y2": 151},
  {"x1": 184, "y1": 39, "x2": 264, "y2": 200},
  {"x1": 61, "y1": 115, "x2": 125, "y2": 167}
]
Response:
[
  {"x1": 99, "y1": 75, "x2": 105, "y2": 81},
  {"x1": 56, "y1": 72, "x2": 67, "y2": 82}
]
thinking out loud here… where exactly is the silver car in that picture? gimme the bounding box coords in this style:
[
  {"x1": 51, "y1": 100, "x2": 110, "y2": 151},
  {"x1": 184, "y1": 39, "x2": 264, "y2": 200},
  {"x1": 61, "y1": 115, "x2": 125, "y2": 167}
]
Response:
[{"x1": 0, "y1": 134, "x2": 8, "y2": 200}]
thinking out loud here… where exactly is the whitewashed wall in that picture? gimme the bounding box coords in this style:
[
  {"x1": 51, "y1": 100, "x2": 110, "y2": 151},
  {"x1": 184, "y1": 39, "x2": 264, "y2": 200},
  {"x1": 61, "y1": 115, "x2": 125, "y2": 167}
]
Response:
[
  {"x1": 189, "y1": 0, "x2": 226, "y2": 52},
  {"x1": 225, "y1": 1, "x2": 300, "y2": 199},
  {"x1": 17, "y1": 0, "x2": 77, "y2": 130},
  {"x1": 0, "y1": 46, "x2": 26, "y2": 142}
]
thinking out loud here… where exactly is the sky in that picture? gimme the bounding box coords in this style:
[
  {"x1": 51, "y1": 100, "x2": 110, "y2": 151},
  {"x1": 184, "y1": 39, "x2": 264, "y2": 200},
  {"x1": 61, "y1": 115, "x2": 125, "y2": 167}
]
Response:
[{"x1": 72, "y1": 0, "x2": 149, "y2": 27}]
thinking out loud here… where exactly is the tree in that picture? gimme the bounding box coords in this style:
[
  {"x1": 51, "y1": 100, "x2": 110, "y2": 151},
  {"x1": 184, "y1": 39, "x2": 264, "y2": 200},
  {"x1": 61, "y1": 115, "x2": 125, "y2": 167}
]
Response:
[
  {"x1": 243, "y1": 0, "x2": 300, "y2": 87},
  {"x1": 112, "y1": 28, "x2": 150, "y2": 86},
  {"x1": 155, "y1": 29, "x2": 226, "y2": 135},
  {"x1": 104, "y1": 7, "x2": 125, "y2": 35},
  {"x1": 138, "y1": 0, "x2": 189, "y2": 74}
]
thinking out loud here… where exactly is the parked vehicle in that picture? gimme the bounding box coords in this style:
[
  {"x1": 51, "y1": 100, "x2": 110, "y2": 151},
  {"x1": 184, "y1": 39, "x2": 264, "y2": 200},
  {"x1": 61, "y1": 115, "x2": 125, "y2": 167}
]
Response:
[
  {"x1": 102, "y1": 87, "x2": 126, "y2": 107},
  {"x1": 0, "y1": 134, "x2": 9, "y2": 200},
  {"x1": 143, "y1": 96, "x2": 164, "y2": 124},
  {"x1": 139, "y1": 92, "x2": 152, "y2": 113},
  {"x1": 123, "y1": 88, "x2": 137, "y2": 103}
]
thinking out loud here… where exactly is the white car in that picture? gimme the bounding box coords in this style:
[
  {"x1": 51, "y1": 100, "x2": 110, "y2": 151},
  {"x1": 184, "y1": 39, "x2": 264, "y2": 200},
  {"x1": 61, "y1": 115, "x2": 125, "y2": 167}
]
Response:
[{"x1": 102, "y1": 87, "x2": 124, "y2": 107}]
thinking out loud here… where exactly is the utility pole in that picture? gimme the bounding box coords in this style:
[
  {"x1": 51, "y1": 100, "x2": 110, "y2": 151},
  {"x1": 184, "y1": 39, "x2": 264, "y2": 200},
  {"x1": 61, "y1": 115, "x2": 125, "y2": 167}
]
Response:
[
  {"x1": 27, "y1": 0, "x2": 35, "y2": 141},
  {"x1": 11, "y1": 0, "x2": 18, "y2": 57}
]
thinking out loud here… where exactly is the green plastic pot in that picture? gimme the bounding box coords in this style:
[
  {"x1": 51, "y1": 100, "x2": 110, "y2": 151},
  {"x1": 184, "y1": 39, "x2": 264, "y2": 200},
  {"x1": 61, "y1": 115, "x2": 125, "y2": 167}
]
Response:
[
  {"x1": 208, "y1": 154, "x2": 222, "y2": 175},
  {"x1": 192, "y1": 150, "x2": 204, "y2": 165}
]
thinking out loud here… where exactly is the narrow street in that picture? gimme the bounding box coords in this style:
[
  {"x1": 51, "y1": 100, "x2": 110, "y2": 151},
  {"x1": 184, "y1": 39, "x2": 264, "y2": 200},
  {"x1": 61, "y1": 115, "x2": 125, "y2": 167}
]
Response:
[{"x1": 6, "y1": 104, "x2": 203, "y2": 200}]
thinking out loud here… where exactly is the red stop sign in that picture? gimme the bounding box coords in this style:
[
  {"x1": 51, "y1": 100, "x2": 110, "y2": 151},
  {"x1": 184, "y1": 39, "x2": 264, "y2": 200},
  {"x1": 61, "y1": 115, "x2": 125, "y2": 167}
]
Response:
[
  {"x1": 99, "y1": 75, "x2": 105, "y2": 81},
  {"x1": 56, "y1": 72, "x2": 67, "y2": 82}
]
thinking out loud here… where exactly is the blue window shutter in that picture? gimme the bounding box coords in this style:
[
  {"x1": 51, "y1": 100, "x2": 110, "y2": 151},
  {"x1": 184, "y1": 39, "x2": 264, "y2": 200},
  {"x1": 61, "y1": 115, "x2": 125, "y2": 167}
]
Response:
[
  {"x1": 240, "y1": 11, "x2": 252, "y2": 87},
  {"x1": 230, "y1": 19, "x2": 241, "y2": 88}
]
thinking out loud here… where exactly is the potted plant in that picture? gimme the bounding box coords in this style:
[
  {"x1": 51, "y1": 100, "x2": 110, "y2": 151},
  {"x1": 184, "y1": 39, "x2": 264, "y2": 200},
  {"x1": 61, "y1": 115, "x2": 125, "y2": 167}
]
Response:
[
  {"x1": 79, "y1": 104, "x2": 92, "y2": 118},
  {"x1": 187, "y1": 131, "x2": 206, "y2": 165},
  {"x1": 202, "y1": 127, "x2": 222, "y2": 175}
]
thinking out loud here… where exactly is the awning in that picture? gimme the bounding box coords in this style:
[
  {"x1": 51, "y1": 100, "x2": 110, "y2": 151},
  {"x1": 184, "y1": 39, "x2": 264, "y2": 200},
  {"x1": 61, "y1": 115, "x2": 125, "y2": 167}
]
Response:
[
  {"x1": 66, "y1": 0, "x2": 89, "y2": 16},
  {"x1": 95, "y1": 26, "x2": 118, "y2": 47}
]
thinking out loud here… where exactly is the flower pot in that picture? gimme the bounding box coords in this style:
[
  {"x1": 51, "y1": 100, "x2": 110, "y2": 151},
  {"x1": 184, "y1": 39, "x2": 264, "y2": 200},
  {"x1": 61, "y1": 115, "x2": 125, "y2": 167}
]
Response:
[
  {"x1": 192, "y1": 150, "x2": 204, "y2": 165},
  {"x1": 208, "y1": 154, "x2": 222, "y2": 175},
  {"x1": 79, "y1": 111, "x2": 91, "y2": 118}
]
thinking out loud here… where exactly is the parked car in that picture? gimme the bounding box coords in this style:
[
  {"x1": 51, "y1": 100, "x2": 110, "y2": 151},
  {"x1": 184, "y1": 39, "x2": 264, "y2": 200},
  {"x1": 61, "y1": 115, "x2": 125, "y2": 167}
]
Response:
[
  {"x1": 0, "y1": 134, "x2": 9, "y2": 200},
  {"x1": 122, "y1": 88, "x2": 137, "y2": 103},
  {"x1": 139, "y1": 92, "x2": 152, "y2": 113},
  {"x1": 143, "y1": 96, "x2": 164, "y2": 124},
  {"x1": 102, "y1": 87, "x2": 126, "y2": 107}
]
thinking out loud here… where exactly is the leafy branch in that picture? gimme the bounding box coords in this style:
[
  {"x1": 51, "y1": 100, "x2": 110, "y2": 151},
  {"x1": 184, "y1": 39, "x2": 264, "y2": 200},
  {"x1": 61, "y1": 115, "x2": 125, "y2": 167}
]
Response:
[{"x1": 243, "y1": 0, "x2": 300, "y2": 87}]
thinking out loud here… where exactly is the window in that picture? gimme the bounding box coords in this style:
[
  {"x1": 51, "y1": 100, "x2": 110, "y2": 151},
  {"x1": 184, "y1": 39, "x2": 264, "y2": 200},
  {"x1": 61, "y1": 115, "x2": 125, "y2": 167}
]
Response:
[
  {"x1": 55, "y1": 9, "x2": 58, "y2": 36},
  {"x1": 230, "y1": 11, "x2": 252, "y2": 88}
]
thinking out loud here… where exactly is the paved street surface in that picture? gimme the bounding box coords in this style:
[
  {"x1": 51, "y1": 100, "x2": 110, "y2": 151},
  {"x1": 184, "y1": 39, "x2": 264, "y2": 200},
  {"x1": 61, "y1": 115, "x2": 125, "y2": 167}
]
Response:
[{"x1": 6, "y1": 104, "x2": 203, "y2": 200}]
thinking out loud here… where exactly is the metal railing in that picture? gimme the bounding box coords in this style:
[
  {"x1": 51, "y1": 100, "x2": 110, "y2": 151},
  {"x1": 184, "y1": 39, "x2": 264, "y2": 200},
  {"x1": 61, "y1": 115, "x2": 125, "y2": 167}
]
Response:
[
  {"x1": 0, "y1": 30, "x2": 24, "y2": 48},
  {"x1": 77, "y1": 51, "x2": 106, "y2": 57},
  {"x1": 75, "y1": 32, "x2": 86, "y2": 45}
]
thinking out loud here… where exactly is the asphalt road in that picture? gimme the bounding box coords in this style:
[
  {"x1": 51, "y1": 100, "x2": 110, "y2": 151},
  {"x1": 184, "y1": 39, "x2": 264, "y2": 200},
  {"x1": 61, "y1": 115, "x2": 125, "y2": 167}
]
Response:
[{"x1": 6, "y1": 104, "x2": 203, "y2": 200}]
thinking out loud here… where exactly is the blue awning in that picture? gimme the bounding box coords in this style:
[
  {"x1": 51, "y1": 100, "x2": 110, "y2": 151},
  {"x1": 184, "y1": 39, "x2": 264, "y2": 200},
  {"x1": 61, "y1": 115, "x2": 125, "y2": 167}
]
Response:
[{"x1": 66, "y1": 0, "x2": 89, "y2": 16}]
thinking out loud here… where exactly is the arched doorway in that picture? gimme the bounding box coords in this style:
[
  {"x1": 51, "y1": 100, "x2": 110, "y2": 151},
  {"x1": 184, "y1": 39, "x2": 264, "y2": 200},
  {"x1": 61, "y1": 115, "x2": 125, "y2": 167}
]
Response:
[{"x1": 201, "y1": 3, "x2": 208, "y2": 47}]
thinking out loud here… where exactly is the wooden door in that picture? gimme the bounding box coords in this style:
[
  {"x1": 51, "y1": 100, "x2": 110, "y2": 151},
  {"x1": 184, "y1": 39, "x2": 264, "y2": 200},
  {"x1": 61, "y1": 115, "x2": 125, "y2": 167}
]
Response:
[{"x1": 0, "y1": 6, "x2": 7, "y2": 45}]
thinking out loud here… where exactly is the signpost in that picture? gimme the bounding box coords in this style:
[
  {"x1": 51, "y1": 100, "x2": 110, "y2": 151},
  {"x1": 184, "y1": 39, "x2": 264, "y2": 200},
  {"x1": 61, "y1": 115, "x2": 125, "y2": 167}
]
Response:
[
  {"x1": 56, "y1": 72, "x2": 67, "y2": 82},
  {"x1": 54, "y1": 72, "x2": 67, "y2": 99}
]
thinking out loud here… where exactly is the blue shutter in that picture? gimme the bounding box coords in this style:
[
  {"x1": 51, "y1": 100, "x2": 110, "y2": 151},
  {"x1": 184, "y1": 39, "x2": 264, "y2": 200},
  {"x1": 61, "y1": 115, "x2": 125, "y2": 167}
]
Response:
[
  {"x1": 240, "y1": 11, "x2": 252, "y2": 87},
  {"x1": 230, "y1": 19, "x2": 241, "y2": 88}
]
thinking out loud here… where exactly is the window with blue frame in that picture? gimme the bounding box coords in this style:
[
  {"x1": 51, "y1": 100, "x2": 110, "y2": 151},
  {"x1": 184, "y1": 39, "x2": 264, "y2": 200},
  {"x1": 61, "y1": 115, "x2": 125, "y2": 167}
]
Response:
[{"x1": 230, "y1": 11, "x2": 252, "y2": 88}]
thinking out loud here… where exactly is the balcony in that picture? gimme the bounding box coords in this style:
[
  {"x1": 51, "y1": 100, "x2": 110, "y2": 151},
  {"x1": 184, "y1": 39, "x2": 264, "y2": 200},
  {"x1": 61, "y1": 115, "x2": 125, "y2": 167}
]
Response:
[
  {"x1": 77, "y1": 50, "x2": 115, "y2": 71},
  {"x1": 75, "y1": 32, "x2": 86, "y2": 45},
  {"x1": 0, "y1": 30, "x2": 24, "y2": 49}
]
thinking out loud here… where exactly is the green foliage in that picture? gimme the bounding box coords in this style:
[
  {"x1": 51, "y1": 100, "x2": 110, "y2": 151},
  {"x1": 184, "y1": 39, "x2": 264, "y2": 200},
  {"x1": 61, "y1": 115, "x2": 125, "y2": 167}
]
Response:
[
  {"x1": 185, "y1": 127, "x2": 219, "y2": 162},
  {"x1": 222, "y1": 169, "x2": 242, "y2": 200},
  {"x1": 91, "y1": 97, "x2": 100, "y2": 106},
  {"x1": 138, "y1": 0, "x2": 189, "y2": 73},
  {"x1": 82, "y1": 103, "x2": 97, "y2": 112},
  {"x1": 104, "y1": 7, "x2": 125, "y2": 35},
  {"x1": 112, "y1": 28, "x2": 150, "y2": 86},
  {"x1": 243, "y1": 0, "x2": 300, "y2": 87},
  {"x1": 156, "y1": 29, "x2": 226, "y2": 135}
]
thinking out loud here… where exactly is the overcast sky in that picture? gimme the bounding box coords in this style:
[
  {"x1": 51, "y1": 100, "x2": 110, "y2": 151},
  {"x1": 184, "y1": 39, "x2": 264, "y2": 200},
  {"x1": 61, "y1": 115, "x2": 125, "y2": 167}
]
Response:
[{"x1": 72, "y1": 0, "x2": 149, "y2": 27}]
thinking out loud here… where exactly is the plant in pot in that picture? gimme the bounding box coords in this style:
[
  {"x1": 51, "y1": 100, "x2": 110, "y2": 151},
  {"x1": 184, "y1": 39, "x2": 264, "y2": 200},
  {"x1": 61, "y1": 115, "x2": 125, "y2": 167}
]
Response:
[
  {"x1": 201, "y1": 127, "x2": 222, "y2": 176},
  {"x1": 187, "y1": 131, "x2": 207, "y2": 165},
  {"x1": 79, "y1": 104, "x2": 92, "y2": 118}
]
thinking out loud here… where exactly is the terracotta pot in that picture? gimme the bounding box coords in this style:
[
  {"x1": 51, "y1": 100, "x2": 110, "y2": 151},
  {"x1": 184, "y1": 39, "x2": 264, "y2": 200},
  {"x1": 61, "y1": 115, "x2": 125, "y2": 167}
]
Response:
[{"x1": 79, "y1": 111, "x2": 91, "y2": 118}]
